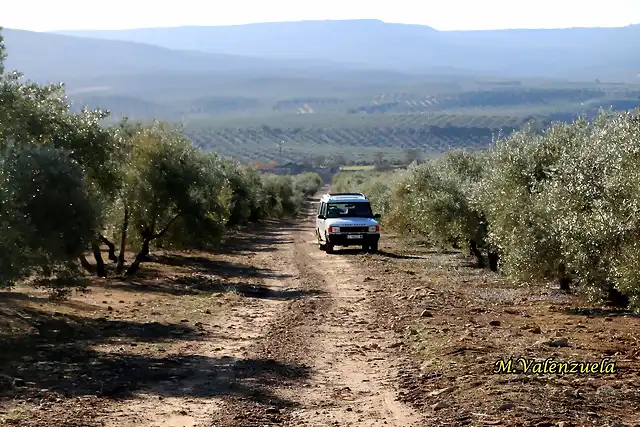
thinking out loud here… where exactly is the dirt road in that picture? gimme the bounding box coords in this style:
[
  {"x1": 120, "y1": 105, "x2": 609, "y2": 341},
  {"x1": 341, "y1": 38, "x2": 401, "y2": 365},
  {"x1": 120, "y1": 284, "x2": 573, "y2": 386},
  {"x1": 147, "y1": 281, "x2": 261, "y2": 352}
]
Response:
[
  {"x1": 0, "y1": 196, "x2": 424, "y2": 427},
  {"x1": 209, "y1": 198, "x2": 424, "y2": 426},
  {"x1": 3, "y1": 195, "x2": 640, "y2": 427}
]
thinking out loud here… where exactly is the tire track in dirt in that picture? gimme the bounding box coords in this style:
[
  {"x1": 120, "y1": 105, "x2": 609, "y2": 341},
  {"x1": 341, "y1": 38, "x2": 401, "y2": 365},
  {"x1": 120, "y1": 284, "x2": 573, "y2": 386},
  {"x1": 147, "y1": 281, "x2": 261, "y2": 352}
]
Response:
[
  {"x1": 209, "y1": 218, "x2": 332, "y2": 426},
  {"x1": 98, "y1": 199, "x2": 423, "y2": 427},
  {"x1": 280, "y1": 209, "x2": 423, "y2": 427},
  {"x1": 98, "y1": 224, "x2": 314, "y2": 427},
  {"x1": 212, "y1": 199, "x2": 423, "y2": 426}
]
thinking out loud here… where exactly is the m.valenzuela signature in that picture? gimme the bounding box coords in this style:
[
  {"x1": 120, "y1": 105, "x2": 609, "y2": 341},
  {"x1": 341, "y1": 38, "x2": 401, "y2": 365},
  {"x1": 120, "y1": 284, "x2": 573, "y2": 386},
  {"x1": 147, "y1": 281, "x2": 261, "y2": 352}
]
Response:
[{"x1": 493, "y1": 357, "x2": 618, "y2": 374}]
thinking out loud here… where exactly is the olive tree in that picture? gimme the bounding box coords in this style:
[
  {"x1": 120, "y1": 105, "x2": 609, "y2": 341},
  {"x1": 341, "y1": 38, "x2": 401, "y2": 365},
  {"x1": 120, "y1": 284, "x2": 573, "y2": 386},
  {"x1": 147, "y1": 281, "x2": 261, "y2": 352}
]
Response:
[
  {"x1": 539, "y1": 110, "x2": 640, "y2": 306},
  {"x1": 294, "y1": 172, "x2": 323, "y2": 197},
  {"x1": 260, "y1": 173, "x2": 300, "y2": 218},
  {"x1": 223, "y1": 160, "x2": 267, "y2": 226},
  {"x1": 477, "y1": 109, "x2": 640, "y2": 308},
  {"x1": 156, "y1": 151, "x2": 232, "y2": 251},
  {"x1": 0, "y1": 28, "x2": 118, "y2": 285},
  {"x1": 118, "y1": 124, "x2": 232, "y2": 276},
  {"x1": 0, "y1": 29, "x2": 5, "y2": 75},
  {"x1": 0, "y1": 146, "x2": 99, "y2": 288},
  {"x1": 0, "y1": 53, "x2": 124, "y2": 277},
  {"x1": 399, "y1": 151, "x2": 491, "y2": 267},
  {"x1": 475, "y1": 121, "x2": 579, "y2": 288}
]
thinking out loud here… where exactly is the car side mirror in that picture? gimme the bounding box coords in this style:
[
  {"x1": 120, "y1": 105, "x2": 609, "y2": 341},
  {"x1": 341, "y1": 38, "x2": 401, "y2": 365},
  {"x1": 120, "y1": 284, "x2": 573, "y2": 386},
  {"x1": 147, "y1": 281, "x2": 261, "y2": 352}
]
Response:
[
  {"x1": 373, "y1": 213, "x2": 381, "y2": 220},
  {"x1": 317, "y1": 215, "x2": 325, "y2": 219}
]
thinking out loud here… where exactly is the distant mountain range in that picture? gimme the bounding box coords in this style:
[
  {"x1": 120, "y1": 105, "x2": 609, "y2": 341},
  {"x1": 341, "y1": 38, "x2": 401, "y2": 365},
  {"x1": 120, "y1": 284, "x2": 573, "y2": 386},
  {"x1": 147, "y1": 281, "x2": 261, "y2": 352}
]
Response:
[
  {"x1": 3, "y1": 20, "x2": 640, "y2": 162},
  {"x1": 1, "y1": 20, "x2": 639, "y2": 120},
  {"x1": 50, "y1": 19, "x2": 640, "y2": 80},
  {"x1": 2, "y1": 28, "x2": 350, "y2": 82}
]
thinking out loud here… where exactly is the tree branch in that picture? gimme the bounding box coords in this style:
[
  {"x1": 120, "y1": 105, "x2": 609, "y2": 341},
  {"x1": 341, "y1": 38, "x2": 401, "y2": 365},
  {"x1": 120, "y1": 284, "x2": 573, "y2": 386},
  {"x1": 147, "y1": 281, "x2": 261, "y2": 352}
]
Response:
[
  {"x1": 99, "y1": 234, "x2": 118, "y2": 262},
  {"x1": 151, "y1": 214, "x2": 182, "y2": 240}
]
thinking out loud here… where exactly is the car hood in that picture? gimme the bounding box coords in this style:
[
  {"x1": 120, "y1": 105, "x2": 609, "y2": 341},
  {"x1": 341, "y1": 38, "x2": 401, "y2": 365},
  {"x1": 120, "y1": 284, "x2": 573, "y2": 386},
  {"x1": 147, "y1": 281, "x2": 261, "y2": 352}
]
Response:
[{"x1": 325, "y1": 218, "x2": 378, "y2": 227}]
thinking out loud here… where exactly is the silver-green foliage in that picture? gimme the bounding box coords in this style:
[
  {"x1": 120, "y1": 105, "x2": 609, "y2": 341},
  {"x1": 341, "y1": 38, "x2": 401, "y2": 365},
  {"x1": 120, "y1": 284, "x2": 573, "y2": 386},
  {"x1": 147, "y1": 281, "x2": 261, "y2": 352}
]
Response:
[
  {"x1": 474, "y1": 122, "x2": 571, "y2": 283},
  {"x1": 332, "y1": 170, "x2": 396, "y2": 216},
  {"x1": 0, "y1": 37, "x2": 114, "y2": 287},
  {"x1": 463, "y1": 109, "x2": 640, "y2": 308},
  {"x1": 401, "y1": 152, "x2": 487, "y2": 247},
  {"x1": 0, "y1": 146, "x2": 99, "y2": 286},
  {"x1": 345, "y1": 153, "x2": 487, "y2": 250},
  {"x1": 294, "y1": 172, "x2": 323, "y2": 197},
  {"x1": 0, "y1": 29, "x2": 324, "y2": 286},
  {"x1": 336, "y1": 109, "x2": 640, "y2": 310}
]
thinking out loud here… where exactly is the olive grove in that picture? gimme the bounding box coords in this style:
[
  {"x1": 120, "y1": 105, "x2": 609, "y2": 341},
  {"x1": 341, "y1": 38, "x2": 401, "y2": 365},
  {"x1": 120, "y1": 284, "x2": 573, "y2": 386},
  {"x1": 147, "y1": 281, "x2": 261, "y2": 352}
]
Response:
[
  {"x1": 0, "y1": 30, "x2": 322, "y2": 291},
  {"x1": 333, "y1": 109, "x2": 640, "y2": 310}
]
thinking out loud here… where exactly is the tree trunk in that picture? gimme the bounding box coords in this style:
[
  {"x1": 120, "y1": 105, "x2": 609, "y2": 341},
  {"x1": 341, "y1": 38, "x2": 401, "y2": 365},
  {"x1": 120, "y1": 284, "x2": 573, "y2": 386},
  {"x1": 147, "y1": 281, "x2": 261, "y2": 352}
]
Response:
[
  {"x1": 488, "y1": 250, "x2": 499, "y2": 272},
  {"x1": 469, "y1": 239, "x2": 485, "y2": 268},
  {"x1": 124, "y1": 215, "x2": 181, "y2": 277},
  {"x1": 125, "y1": 238, "x2": 150, "y2": 276},
  {"x1": 79, "y1": 255, "x2": 95, "y2": 274},
  {"x1": 607, "y1": 286, "x2": 629, "y2": 307},
  {"x1": 558, "y1": 263, "x2": 571, "y2": 291},
  {"x1": 91, "y1": 239, "x2": 107, "y2": 278},
  {"x1": 100, "y1": 235, "x2": 118, "y2": 263},
  {"x1": 139, "y1": 241, "x2": 152, "y2": 261},
  {"x1": 116, "y1": 207, "x2": 129, "y2": 274}
]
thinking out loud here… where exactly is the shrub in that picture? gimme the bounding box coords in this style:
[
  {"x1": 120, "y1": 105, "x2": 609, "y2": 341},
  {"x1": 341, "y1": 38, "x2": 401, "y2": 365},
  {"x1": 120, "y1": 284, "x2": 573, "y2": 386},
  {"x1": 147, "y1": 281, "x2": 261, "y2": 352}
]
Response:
[
  {"x1": 332, "y1": 108, "x2": 640, "y2": 310},
  {"x1": 294, "y1": 172, "x2": 323, "y2": 196}
]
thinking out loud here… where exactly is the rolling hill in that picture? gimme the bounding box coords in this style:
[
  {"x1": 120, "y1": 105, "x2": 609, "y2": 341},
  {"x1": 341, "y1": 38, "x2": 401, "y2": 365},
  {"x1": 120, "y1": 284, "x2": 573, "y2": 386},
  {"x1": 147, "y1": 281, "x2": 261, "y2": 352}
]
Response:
[
  {"x1": 1, "y1": 28, "x2": 353, "y2": 83},
  {"x1": 2, "y1": 23, "x2": 640, "y2": 164},
  {"x1": 53, "y1": 19, "x2": 640, "y2": 81}
]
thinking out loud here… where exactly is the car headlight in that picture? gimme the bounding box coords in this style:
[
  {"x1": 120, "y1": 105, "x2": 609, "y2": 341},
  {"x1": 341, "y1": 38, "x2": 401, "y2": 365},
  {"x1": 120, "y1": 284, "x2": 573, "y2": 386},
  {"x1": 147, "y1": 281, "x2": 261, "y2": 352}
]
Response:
[
  {"x1": 333, "y1": 227, "x2": 340, "y2": 233},
  {"x1": 368, "y1": 226, "x2": 376, "y2": 232}
]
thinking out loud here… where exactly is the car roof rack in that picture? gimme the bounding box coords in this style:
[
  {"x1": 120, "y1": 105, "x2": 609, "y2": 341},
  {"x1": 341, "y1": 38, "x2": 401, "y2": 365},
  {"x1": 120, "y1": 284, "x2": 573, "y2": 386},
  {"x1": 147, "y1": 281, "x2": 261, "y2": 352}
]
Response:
[{"x1": 328, "y1": 192, "x2": 365, "y2": 197}]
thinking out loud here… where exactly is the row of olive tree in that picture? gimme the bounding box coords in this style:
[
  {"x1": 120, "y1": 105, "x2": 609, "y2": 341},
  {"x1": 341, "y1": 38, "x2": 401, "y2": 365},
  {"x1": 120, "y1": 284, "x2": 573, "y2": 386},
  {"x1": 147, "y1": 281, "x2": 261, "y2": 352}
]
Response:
[
  {"x1": 334, "y1": 109, "x2": 640, "y2": 310},
  {"x1": 0, "y1": 31, "x2": 322, "y2": 290}
]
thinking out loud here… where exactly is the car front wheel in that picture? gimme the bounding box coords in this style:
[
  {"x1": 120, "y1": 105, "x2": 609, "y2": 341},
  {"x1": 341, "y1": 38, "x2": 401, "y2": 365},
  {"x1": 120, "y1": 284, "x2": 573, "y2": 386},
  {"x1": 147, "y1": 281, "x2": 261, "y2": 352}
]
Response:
[
  {"x1": 325, "y1": 235, "x2": 334, "y2": 253},
  {"x1": 317, "y1": 230, "x2": 326, "y2": 250}
]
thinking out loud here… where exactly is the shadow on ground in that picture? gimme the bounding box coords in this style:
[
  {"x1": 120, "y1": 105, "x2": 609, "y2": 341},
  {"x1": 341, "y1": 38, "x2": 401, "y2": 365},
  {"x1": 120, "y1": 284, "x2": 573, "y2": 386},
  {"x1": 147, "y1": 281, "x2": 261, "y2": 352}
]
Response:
[
  {"x1": 327, "y1": 248, "x2": 427, "y2": 260},
  {"x1": 564, "y1": 307, "x2": 640, "y2": 318},
  {"x1": 97, "y1": 255, "x2": 325, "y2": 299},
  {"x1": 375, "y1": 250, "x2": 427, "y2": 260},
  {"x1": 0, "y1": 297, "x2": 197, "y2": 345},
  {"x1": 0, "y1": 302, "x2": 309, "y2": 408},
  {"x1": 229, "y1": 284, "x2": 325, "y2": 299},
  {"x1": 151, "y1": 254, "x2": 293, "y2": 280},
  {"x1": 212, "y1": 222, "x2": 304, "y2": 255},
  {"x1": 3, "y1": 350, "x2": 308, "y2": 408},
  {"x1": 101, "y1": 276, "x2": 326, "y2": 300}
]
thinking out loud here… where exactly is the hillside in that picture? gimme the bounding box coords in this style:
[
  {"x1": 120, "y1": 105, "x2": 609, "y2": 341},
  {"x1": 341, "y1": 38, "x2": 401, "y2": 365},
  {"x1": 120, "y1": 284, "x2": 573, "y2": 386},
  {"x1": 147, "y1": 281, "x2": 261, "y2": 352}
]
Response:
[
  {"x1": 1, "y1": 28, "x2": 349, "y2": 82},
  {"x1": 3, "y1": 25, "x2": 640, "y2": 165},
  {"x1": 54, "y1": 20, "x2": 640, "y2": 80},
  {"x1": 182, "y1": 113, "x2": 535, "y2": 164},
  {"x1": 3, "y1": 27, "x2": 639, "y2": 121}
]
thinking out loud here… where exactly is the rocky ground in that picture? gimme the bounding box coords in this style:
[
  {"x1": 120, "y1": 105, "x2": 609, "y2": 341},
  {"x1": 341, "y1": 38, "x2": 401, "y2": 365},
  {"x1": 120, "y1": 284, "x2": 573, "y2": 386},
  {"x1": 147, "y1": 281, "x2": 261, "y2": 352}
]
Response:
[{"x1": 1, "y1": 197, "x2": 640, "y2": 427}]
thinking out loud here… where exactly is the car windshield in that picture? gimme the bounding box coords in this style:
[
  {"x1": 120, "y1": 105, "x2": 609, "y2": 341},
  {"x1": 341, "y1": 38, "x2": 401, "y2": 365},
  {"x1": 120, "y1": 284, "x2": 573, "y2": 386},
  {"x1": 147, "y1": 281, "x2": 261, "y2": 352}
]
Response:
[{"x1": 326, "y1": 202, "x2": 373, "y2": 218}]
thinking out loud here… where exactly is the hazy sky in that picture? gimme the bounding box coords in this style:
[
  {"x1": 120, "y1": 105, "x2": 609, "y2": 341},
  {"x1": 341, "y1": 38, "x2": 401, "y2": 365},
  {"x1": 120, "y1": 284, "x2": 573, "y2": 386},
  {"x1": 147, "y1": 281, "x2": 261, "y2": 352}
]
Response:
[{"x1": 3, "y1": 0, "x2": 640, "y2": 31}]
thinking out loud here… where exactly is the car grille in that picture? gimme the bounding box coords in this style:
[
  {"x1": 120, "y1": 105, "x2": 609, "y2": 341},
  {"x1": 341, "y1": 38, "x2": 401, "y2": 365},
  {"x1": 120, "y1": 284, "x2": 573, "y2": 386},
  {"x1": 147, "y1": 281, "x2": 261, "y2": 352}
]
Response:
[{"x1": 340, "y1": 226, "x2": 369, "y2": 233}]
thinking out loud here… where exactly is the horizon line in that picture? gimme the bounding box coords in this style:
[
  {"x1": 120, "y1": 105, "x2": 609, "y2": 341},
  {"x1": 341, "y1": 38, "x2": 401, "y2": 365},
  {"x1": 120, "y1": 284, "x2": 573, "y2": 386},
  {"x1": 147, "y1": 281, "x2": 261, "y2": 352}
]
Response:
[{"x1": 18, "y1": 18, "x2": 639, "y2": 33}]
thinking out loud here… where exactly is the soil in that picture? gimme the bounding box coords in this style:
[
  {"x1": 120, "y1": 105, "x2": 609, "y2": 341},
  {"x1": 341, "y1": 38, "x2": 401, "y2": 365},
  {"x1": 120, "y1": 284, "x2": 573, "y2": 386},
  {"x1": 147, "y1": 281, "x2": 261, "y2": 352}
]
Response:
[{"x1": 1, "y1": 193, "x2": 640, "y2": 427}]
